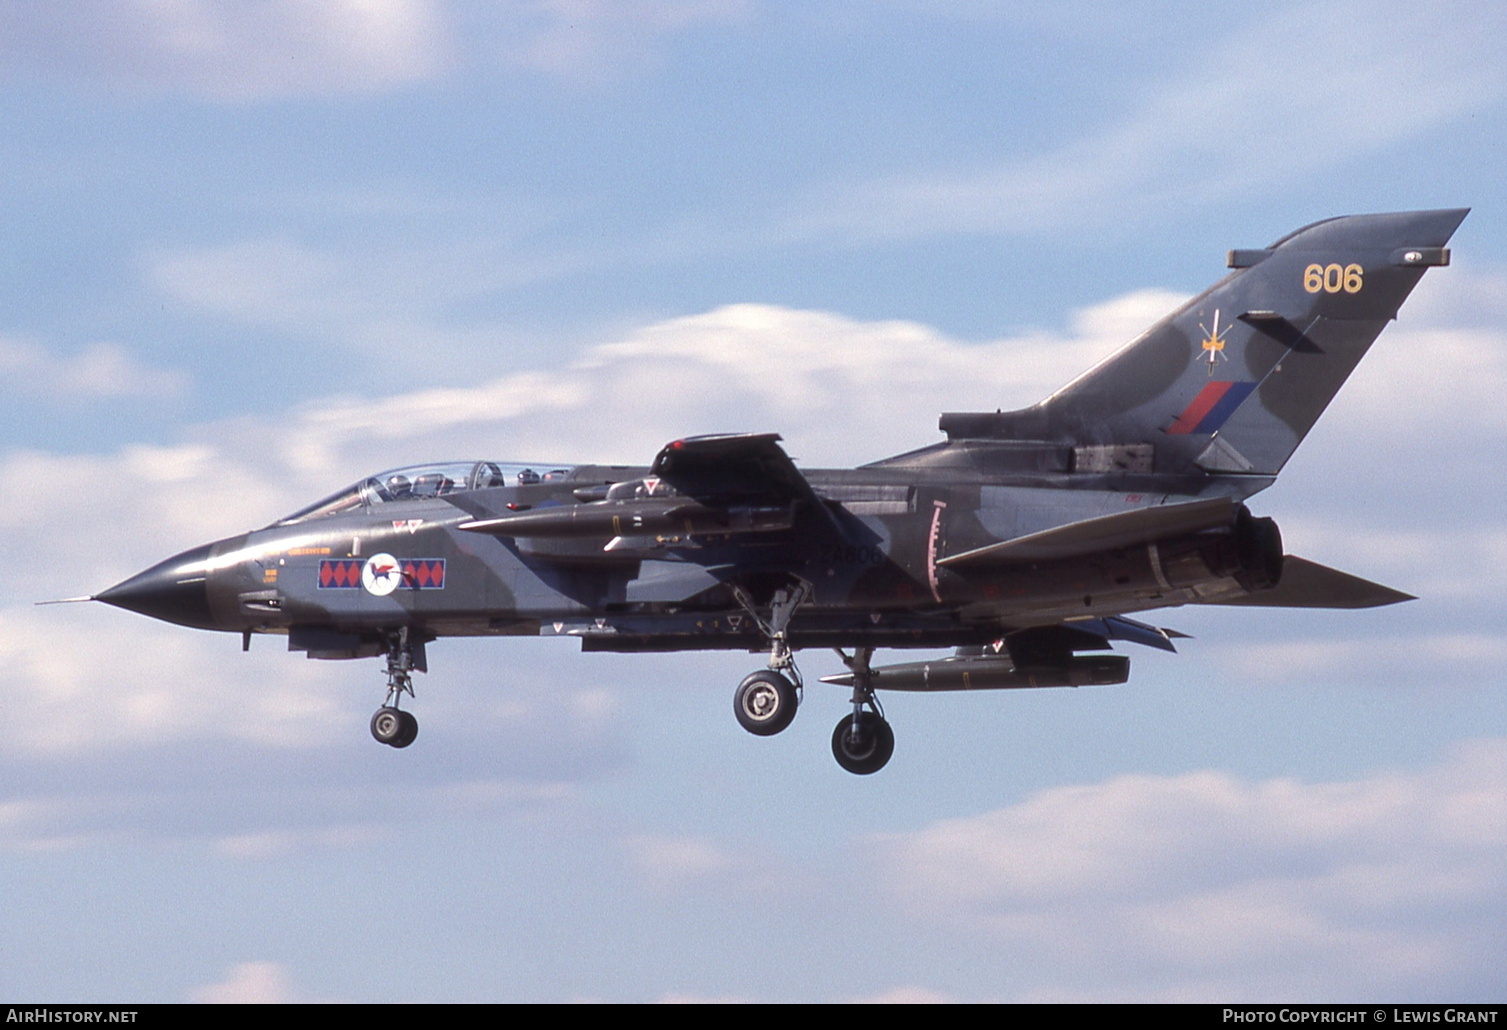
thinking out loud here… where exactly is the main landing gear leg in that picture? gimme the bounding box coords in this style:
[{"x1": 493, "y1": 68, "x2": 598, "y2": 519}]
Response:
[
  {"x1": 830, "y1": 646, "x2": 894, "y2": 775},
  {"x1": 370, "y1": 627, "x2": 421, "y2": 749},
  {"x1": 730, "y1": 581, "x2": 811, "y2": 737}
]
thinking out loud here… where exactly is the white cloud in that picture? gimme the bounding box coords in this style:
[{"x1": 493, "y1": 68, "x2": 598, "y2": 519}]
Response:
[
  {"x1": 189, "y1": 961, "x2": 320, "y2": 1003},
  {"x1": 876, "y1": 739, "x2": 1507, "y2": 1000},
  {"x1": 0, "y1": 336, "x2": 189, "y2": 401},
  {"x1": 1398, "y1": 257, "x2": 1507, "y2": 331},
  {"x1": 1339, "y1": 327, "x2": 1507, "y2": 432},
  {"x1": 1201, "y1": 631, "x2": 1507, "y2": 689},
  {"x1": 621, "y1": 832, "x2": 738, "y2": 890},
  {"x1": 654, "y1": 991, "x2": 754, "y2": 1004},
  {"x1": 0, "y1": 0, "x2": 452, "y2": 101},
  {"x1": 0, "y1": 605, "x2": 351, "y2": 756},
  {"x1": 0, "y1": 740, "x2": 591, "y2": 852},
  {"x1": 846, "y1": 986, "x2": 962, "y2": 1004},
  {"x1": 1256, "y1": 523, "x2": 1507, "y2": 603}
]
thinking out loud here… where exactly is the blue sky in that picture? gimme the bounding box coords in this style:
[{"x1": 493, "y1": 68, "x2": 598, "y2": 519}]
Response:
[{"x1": 1, "y1": 0, "x2": 1503, "y2": 1003}]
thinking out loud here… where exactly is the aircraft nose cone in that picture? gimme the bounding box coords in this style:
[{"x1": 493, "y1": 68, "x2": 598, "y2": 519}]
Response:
[{"x1": 97, "y1": 543, "x2": 218, "y2": 630}]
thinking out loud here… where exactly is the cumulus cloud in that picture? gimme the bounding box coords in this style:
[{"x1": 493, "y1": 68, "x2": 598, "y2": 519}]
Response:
[
  {"x1": 621, "y1": 832, "x2": 741, "y2": 890},
  {"x1": 0, "y1": 642, "x2": 611, "y2": 850},
  {"x1": 876, "y1": 739, "x2": 1507, "y2": 1000},
  {"x1": 0, "y1": 605, "x2": 351, "y2": 756},
  {"x1": 846, "y1": 986, "x2": 963, "y2": 1004},
  {"x1": 189, "y1": 961, "x2": 320, "y2": 1003},
  {"x1": 1200, "y1": 631, "x2": 1507, "y2": 689},
  {"x1": 0, "y1": 336, "x2": 188, "y2": 401},
  {"x1": 654, "y1": 991, "x2": 754, "y2": 1004}
]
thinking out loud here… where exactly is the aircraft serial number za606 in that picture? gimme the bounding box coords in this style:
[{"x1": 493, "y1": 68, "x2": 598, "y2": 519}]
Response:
[
  {"x1": 820, "y1": 544, "x2": 886, "y2": 565},
  {"x1": 1303, "y1": 262, "x2": 1364, "y2": 294}
]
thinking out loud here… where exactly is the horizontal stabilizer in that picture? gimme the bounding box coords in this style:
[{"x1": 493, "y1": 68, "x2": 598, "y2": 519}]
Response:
[
  {"x1": 1208, "y1": 555, "x2": 1414, "y2": 609},
  {"x1": 939, "y1": 497, "x2": 1234, "y2": 567}
]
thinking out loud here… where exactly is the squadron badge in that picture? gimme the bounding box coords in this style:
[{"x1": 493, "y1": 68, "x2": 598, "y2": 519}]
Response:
[{"x1": 1199, "y1": 308, "x2": 1230, "y2": 375}]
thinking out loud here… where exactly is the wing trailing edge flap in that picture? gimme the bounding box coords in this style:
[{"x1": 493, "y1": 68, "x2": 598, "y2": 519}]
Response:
[
  {"x1": 938, "y1": 497, "x2": 1235, "y2": 568},
  {"x1": 1207, "y1": 555, "x2": 1415, "y2": 609}
]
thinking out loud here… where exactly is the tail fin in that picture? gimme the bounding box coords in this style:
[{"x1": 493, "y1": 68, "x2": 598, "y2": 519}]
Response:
[{"x1": 941, "y1": 209, "x2": 1468, "y2": 477}]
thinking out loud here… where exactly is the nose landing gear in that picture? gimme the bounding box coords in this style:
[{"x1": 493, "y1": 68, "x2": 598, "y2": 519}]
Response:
[{"x1": 370, "y1": 628, "x2": 424, "y2": 749}]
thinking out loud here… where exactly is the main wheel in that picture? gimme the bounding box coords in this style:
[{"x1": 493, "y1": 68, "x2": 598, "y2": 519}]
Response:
[
  {"x1": 391, "y1": 710, "x2": 419, "y2": 749},
  {"x1": 371, "y1": 706, "x2": 418, "y2": 748},
  {"x1": 831, "y1": 711, "x2": 894, "y2": 775},
  {"x1": 734, "y1": 670, "x2": 798, "y2": 736}
]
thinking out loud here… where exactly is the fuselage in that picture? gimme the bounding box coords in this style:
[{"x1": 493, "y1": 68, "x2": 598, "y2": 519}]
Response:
[{"x1": 99, "y1": 453, "x2": 1277, "y2": 659}]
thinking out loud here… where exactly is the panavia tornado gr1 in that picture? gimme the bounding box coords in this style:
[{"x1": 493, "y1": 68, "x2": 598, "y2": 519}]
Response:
[{"x1": 86, "y1": 209, "x2": 1466, "y2": 773}]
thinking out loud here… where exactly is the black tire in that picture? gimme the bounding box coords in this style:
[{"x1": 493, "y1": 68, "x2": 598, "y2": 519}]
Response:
[
  {"x1": 370, "y1": 706, "x2": 407, "y2": 747},
  {"x1": 831, "y1": 711, "x2": 895, "y2": 775},
  {"x1": 733, "y1": 670, "x2": 798, "y2": 736},
  {"x1": 391, "y1": 710, "x2": 419, "y2": 749}
]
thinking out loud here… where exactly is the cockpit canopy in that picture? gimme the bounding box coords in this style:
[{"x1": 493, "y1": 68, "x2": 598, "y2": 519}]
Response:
[{"x1": 277, "y1": 461, "x2": 572, "y2": 525}]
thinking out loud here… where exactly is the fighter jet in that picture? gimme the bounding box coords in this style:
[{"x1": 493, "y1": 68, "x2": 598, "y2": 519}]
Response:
[{"x1": 84, "y1": 209, "x2": 1466, "y2": 773}]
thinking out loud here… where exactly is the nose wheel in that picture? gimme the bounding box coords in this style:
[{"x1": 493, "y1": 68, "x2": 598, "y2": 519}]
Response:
[{"x1": 371, "y1": 706, "x2": 418, "y2": 748}]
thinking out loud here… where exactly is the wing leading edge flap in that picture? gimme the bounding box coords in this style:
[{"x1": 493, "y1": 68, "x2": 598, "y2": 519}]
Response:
[
  {"x1": 1207, "y1": 555, "x2": 1415, "y2": 609},
  {"x1": 938, "y1": 497, "x2": 1236, "y2": 568}
]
